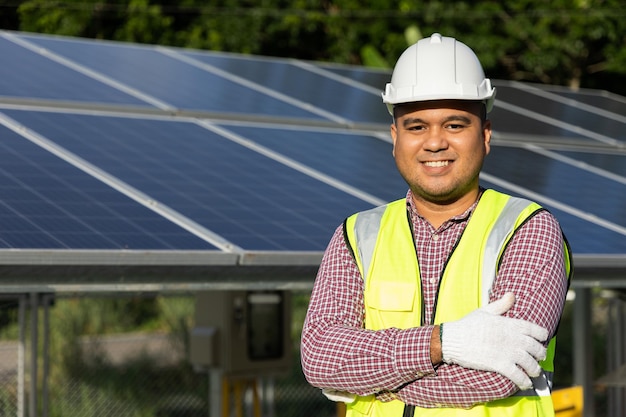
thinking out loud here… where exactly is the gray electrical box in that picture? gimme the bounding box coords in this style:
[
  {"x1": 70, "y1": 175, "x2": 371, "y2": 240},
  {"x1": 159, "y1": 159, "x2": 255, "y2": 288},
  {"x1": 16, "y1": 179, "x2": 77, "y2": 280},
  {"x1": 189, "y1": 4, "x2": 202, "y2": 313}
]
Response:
[{"x1": 190, "y1": 290, "x2": 292, "y2": 377}]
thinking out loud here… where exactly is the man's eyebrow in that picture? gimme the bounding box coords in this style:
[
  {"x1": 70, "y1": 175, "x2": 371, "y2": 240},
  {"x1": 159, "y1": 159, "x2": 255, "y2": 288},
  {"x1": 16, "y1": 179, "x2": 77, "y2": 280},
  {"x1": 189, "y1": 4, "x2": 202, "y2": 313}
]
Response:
[
  {"x1": 401, "y1": 114, "x2": 472, "y2": 128},
  {"x1": 442, "y1": 115, "x2": 472, "y2": 124},
  {"x1": 401, "y1": 117, "x2": 426, "y2": 127}
]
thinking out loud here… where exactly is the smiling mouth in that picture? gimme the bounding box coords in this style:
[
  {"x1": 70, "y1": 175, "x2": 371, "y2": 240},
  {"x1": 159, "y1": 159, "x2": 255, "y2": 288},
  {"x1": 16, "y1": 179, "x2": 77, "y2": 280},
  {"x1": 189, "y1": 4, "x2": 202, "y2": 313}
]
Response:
[{"x1": 424, "y1": 160, "x2": 450, "y2": 167}]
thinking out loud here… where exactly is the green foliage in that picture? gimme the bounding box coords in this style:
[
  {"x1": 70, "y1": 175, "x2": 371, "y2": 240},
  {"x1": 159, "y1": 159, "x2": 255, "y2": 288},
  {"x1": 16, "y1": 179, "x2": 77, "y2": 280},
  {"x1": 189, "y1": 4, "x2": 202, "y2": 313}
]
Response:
[
  {"x1": 41, "y1": 296, "x2": 206, "y2": 417},
  {"x1": 361, "y1": 45, "x2": 389, "y2": 68},
  {"x1": 18, "y1": 0, "x2": 97, "y2": 37},
  {"x1": 114, "y1": 0, "x2": 173, "y2": 44}
]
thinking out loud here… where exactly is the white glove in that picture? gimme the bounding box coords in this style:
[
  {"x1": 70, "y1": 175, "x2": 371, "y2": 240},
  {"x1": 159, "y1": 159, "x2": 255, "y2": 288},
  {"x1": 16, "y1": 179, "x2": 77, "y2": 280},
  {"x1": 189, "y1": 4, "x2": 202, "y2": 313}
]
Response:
[
  {"x1": 441, "y1": 292, "x2": 548, "y2": 390},
  {"x1": 322, "y1": 389, "x2": 356, "y2": 403}
]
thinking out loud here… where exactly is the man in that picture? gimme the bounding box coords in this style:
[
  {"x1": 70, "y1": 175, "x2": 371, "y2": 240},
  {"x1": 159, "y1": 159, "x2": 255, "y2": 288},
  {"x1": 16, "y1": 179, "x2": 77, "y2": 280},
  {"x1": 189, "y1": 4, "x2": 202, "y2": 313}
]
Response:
[{"x1": 300, "y1": 33, "x2": 571, "y2": 417}]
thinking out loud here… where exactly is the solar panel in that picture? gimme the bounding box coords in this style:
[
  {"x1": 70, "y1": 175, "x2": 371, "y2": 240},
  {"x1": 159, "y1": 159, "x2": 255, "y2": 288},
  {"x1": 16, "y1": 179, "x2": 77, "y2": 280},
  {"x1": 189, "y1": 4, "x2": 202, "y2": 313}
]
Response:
[
  {"x1": 217, "y1": 123, "x2": 406, "y2": 202},
  {"x1": 559, "y1": 149, "x2": 626, "y2": 177},
  {"x1": 481, "y1": 177, "x2": 626, "y2": 254},
  {"x1": 0, "y1": 35, "x2": 150, "y2": 107},
  {"x1": 495, "y1": 82, "x2": 626, "y2": 144},
  {"x1": 180, "y1": 51, "x2": 389, "y2": 126},
  {"x1": 0, "y1": 122, "x2": 219, "y2": 250},
  {"x1": 481, "y1": 145, "x2": 626, "y2": 253},
  {"x1": 490, "y1": 107, "x2": 592, "y2": 141},
  {"x1": 528, "y1": 83, "x2": 626, "y2": 116},
  {"x1": 486, "y1": 146, "x2": 625, "y2": 223},
  {"x1": 0, "y1": 108, "x2": 374, "y2": 251},
  {"x1": 0, "y1": 30, "x2": 623, "y2": 287},
  {"x1": 10, "y1": 33, "x2": 337, "y2": 122},
  {"x1": 314, "y1": 63, "x2": 391, "y2": 90}
]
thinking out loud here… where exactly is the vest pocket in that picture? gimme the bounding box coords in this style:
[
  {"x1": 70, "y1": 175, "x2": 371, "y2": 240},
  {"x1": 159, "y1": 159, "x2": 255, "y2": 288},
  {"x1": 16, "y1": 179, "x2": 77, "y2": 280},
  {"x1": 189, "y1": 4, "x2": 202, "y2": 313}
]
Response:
[{"x1": 367, "y1": 282, "x2": 416, "y2": 311}]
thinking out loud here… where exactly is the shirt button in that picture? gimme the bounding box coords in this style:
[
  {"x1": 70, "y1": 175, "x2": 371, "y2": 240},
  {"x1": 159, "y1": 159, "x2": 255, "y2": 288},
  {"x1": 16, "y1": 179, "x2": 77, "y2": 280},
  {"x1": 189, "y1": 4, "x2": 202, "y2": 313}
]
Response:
[
  {"x1": 430, "y1": 278, "x2": 437, "y2": 284},
  {"x1": 432, "y1": 233, "x2": 439, "y2": 241}
]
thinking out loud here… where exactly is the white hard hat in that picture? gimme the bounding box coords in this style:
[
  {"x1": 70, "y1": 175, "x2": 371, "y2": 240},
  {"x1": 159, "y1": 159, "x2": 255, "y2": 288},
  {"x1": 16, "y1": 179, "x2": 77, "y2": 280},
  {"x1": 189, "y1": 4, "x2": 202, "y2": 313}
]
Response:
[{"x1": 382, "y1": 33, "x2": 496, "y2": 114}]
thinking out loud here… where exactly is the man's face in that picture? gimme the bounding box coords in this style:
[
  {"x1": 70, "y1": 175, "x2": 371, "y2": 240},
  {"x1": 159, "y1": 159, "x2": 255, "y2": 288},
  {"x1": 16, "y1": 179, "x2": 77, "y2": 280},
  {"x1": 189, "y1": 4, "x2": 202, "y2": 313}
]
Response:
[{"x1": 390, "y1": 100, "x2": 491, "y2": 205}]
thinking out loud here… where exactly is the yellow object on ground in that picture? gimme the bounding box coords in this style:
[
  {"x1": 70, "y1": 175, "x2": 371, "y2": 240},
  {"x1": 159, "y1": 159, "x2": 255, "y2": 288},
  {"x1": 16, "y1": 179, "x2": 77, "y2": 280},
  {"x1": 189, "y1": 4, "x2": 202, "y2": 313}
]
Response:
[{"x1": 552, "y1": 386, "x2": 583, "y2": 417}]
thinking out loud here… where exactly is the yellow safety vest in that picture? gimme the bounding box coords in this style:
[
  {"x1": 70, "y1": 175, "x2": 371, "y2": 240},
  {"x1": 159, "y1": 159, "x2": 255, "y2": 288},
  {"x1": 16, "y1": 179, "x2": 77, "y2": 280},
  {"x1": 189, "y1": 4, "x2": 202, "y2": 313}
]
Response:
[{"x1": 343, "y1": 190, "x2": 572, "y2": 417}]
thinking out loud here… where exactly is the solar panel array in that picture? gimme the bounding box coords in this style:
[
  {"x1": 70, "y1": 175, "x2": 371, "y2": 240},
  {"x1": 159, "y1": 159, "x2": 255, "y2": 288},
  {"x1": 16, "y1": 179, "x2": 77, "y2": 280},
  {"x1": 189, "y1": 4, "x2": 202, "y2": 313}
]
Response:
[{"x1": 0, "y1": 30, "x2": 624, "y2": 287}]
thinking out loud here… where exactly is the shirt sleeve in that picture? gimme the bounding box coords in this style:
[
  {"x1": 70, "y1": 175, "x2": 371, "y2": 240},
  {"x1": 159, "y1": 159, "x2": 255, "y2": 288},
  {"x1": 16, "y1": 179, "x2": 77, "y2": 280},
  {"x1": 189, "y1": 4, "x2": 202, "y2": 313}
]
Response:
[
  {"x1": 300, "y1": 225, "x2": 437, "y2": 396},
  {"x1": 393, "y1": 210, "x2": 570, "y2": 408}
]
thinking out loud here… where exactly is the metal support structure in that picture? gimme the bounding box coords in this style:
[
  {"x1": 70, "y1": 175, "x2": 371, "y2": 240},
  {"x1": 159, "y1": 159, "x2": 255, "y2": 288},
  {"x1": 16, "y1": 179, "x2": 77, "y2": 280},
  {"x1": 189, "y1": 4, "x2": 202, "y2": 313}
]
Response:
[
  {"x1": 29, "y1": 292, "x2": 38, "y2": 417},
  {"x1": 607, "y1": 297, "x2": 625, "y2": 417},
  {"x1": 42, "y1": 294, "x2": 53, "y2": 417},
  {"x1": 18, "y1": 294, "x2": 26, "y2": 417},
  {"x1": 7, "y1": 293, "x2": 54, "y2": 417},
  {"x1": 264, "y1": 377, "x2": 275, "y2": 417},
  {"x1": 210, "y1": 369, "x2": 222, "y2": 417},
  {"x1": 574, "y1": 288, "x2": 594, "y2": 417}
]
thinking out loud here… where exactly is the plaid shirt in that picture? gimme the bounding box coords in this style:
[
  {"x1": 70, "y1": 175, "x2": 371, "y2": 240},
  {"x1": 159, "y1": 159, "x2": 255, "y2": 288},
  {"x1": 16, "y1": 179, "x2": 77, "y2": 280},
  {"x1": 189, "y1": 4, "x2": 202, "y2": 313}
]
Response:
[{"x1": 301, "y1": 189, "x2": 569, "y2": 409}]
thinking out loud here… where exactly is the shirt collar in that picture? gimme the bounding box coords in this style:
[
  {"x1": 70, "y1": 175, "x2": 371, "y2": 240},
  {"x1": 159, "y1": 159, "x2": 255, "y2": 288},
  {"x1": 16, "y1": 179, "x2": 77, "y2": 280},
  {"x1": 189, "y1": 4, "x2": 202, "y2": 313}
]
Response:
[{"x1": 405, "y1": 188, "x2": 484, "y2": 226}]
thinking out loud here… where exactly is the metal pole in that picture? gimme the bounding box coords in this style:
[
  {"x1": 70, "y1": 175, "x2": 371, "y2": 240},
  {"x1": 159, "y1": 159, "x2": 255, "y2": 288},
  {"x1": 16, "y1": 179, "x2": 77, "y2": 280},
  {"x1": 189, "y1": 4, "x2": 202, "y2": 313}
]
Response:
[
  {"x1": 607, "y1": 298, "x2": 615, "y2": 417},
  {"x1": 210, "y1": 369, "x2": 222, "y2": 417},
  {"x1": 613, "y1": 299, "x2": 625, "y2": 417},
  {"x1": 573, "y1": 288, "x2": 594, "y2": 417},
  {"x1": 29, "y1": 293, "x2": 38, "y2": 417},
  {"x1": 18, "y1": 294, "x2": 26, "y2": 417},
  {"x1": 266, "y1": 377, "x2": 275, "y2": 417},
  {"x1": 42, "y1": 295, "x2": 51, "y2": 417}
]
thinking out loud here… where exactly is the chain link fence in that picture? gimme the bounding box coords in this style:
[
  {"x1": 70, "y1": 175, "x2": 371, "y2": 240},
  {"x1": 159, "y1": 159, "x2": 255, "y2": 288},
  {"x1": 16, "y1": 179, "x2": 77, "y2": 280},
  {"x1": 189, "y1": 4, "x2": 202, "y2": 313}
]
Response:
[{"x1": 0, "y1": 291, "x2": 336, "y2": 417}]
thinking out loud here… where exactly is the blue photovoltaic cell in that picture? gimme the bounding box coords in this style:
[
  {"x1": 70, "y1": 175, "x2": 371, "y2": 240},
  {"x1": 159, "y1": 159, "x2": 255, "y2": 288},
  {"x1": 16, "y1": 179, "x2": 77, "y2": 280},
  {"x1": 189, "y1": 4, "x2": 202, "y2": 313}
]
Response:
[
  {"x1": 543, "y1": 87, "x2": 626, "y2": 117},
  {"x1": 15, "y1": 34, "x2": 329, "y2": 122},
  {"x1": 480, "y1": 180, "x2": 626, "y2": 254},
  {"x1": 219, "y1": 124, "x2": 407, "y2": 201},
  {"x1": 490, "y1": 106, "x2": 590, "y2": 140},
  {"x1": 483, "y1": 146, "x2": 626, "y2": 227},
  {"x1": 315, "y1": 64, "x2": 392, "y2": 91},
  {"x1": 0, "y1": 36, "x2": 149, "y2": 107},
  {"x1": 495, "y1": 84, "x2": 626, "y2": 143},
  {"x1": 0, "y1": 122, "x2": 217, "y2": 250},
  {"x1": 559, "y1": 150, "x2": 626, "y2": 177},
  {"x1": 549, "y1": 207, "x2": 626, "y2": 254},
  {"x1": 2, "y1": 109, "x2": 375, "y2": 251},
  {"x1": 182, "y1": 51, "x2": 390, "y2": 125}
]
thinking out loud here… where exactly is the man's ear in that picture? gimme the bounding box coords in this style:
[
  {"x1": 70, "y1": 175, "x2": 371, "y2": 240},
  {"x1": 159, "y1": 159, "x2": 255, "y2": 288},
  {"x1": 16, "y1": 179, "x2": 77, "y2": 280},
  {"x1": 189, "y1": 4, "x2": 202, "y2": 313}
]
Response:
[
  {"x1": 390, "y1": 123, "x2": 398, "y2": 157},
  {"x1": 483, "y1": 119, "x2": 492, "y2": 155}
]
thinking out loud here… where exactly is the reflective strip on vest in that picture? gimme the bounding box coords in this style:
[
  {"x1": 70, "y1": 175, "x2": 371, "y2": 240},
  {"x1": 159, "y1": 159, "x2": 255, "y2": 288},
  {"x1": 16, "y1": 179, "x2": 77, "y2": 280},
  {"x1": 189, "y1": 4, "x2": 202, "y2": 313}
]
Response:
[
  {"x1": 516, "y1": 371, "x2": 554, "y2": 397},
  {"x1": 352, "y1": 204, "x2": 387, "y2": 282},
  {"x1": 480, "y1": 196, "x2": 534, "y2": 305}
]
